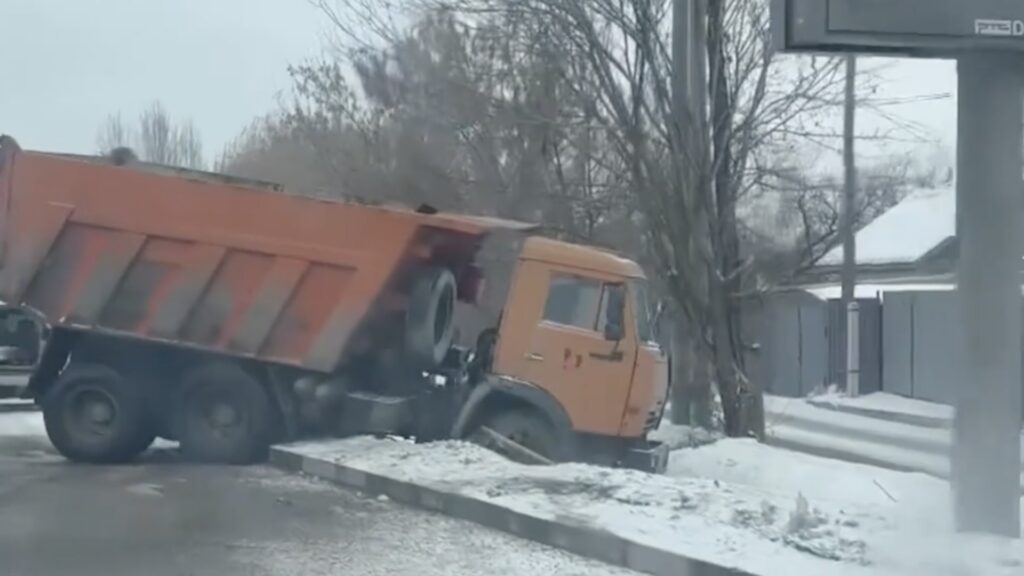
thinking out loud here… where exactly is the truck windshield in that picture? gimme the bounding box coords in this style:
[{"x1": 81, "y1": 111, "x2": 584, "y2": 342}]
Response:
[{"x1": 630, "y1": 279, "x2": 655, "y2": 343}]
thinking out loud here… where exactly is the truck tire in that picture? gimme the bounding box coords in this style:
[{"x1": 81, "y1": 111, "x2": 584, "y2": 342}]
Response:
[
  {"x1": 43, "y1": 364, "x2": 155, "y2": 464},
  {"x1": 405, "y1": 267, "x2": 457, "y2": 368},
  {"x1": 472, "y1": 409, "x2": 559, "y2": 464},
  {"x1": 177, "y1": 362, "x2": 273, "y2": 465}
]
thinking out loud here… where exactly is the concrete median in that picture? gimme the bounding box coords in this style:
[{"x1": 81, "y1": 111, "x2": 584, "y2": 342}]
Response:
[{"x1": 270, "y1": 444, "x2": 756, "y2": 576}]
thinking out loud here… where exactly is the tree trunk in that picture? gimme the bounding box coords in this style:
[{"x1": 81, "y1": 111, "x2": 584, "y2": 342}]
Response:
[
  {"x1": 670, "y1": 315, "x2": 713, "y2": 427},
  {"x1": 706, "y1": 0, "x2": 763, "y2": 439},
  {"x1": 669, "y1": 316, "x2": 692, "y2": 425}
]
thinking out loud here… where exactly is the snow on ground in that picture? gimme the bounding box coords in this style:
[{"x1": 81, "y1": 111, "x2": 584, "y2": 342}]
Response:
[
  {"x1": 764, "y1": 394, "x2": 1024, "y2": 482},
  {"x1": 670, "y1": 439, "x2": 1024, "y2": 575},
  {"x1": 0, "y1": 410, "x2": 44, "y2": 436},
  {"x1": 765, "y1": 395, "x2": 952, "y2": 453},
  {"x1": 808, "y1": 391, "x2": 953, "y2": 424},
  {"x1": 648, "y1": 421, "x2": 721, "y2": 450},
  {"x1": 287, "y1": 434, "x2": 1024, "y2": 576}
]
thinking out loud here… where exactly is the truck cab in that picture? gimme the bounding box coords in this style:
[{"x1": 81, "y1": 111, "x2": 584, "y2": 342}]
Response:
[{"x1": 465, "y1": 237, "x2": 669, "y2": 471}]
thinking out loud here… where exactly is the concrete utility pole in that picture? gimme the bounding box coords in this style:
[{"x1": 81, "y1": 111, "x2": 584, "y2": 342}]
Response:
[
  {"x1": 689, "y1": 0, "x2": 710, "y2": 428},
  {"x1": 952, "y1": 52, "x2": 1023, "y2": 537},
  {"x1": 669, "y1": 0, "x2": 711, "y2": 427},
  {"x1": 840, "y1": 55, "x2": 859, "y2": 397},
  {"x1": 669, "y1": 0, "x2": 692, "y2": 426}
]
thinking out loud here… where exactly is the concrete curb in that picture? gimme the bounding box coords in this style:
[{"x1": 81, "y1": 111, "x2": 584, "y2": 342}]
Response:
[
  {"x1": 763, "y1": 434, "x2": 927, "y2": 476},
  {"x1": 270, "y1": 446, "x2": 756, "y2": 576},
  {"x1": 804, "y1": 399, "x2": 951, "y2": 430},
  {"x1": 766, "y1": 406, "x2": 949, "y2": 458},
  {"x1": 0, "y1": 402, "x2": 37, "y2": 414}
]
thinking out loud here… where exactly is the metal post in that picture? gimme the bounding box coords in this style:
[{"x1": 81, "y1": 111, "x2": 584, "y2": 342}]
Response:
[
  {"x1": 840, "y1": 55, "x2": 858, "y2": 394},
  {"x1": 846, "y1": 301, "x2": 860, "y2": 397},
  {"x1": 953, "y1": 52, "x2": 1023, "y2": 537}
]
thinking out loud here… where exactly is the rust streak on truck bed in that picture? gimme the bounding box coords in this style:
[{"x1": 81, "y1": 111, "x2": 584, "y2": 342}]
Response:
[{"x1": 0, "y1": 137, "x2": 534, "y2": 373}]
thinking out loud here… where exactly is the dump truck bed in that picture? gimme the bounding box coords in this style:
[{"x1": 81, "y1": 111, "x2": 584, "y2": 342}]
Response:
[{"x1": 0, "y1": 136, "x2": 532, "y2": 373}]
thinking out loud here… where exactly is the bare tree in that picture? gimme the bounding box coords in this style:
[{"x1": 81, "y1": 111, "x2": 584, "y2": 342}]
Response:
[
  {"x1": 96, "y1": 101, "x2": 205, "y2": 169},
  {"x1": 747, "y1": 153, "x2": 932, "y2": 283},
  {"x1": 226, "y1": 0, "x2": 928, "y2": 437},
  {"x1": 96, "y1": 113, "x2": 132, "y2": 157},
  {"x1": 402, "y1": 0, "x2": 852, "y2": 437}
]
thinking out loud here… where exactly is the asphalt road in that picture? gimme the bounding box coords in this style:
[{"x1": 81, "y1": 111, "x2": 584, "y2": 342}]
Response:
[{"x1": 0, "y1": 414, "x2": 638, "y2": 576}]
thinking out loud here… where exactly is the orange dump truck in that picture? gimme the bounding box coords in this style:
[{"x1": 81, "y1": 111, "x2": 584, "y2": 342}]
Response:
[{"x1": 0, "y1": 136, "x2": 669, "y2": 471}]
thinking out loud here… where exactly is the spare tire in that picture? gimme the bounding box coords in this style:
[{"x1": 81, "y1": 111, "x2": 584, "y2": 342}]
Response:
[{"x1": 405, "y1": 267, "x2": 457, "y2": 369}]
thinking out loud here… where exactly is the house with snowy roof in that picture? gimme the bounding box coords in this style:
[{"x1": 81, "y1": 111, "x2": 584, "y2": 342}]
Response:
[{"x1": 803, "y1": 185, "x2": 957, "y2": 285}]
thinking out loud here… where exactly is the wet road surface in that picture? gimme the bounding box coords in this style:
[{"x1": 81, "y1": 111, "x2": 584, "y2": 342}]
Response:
[{"x1": 0, "y1": 413, "x2": 638, "y2": 576}]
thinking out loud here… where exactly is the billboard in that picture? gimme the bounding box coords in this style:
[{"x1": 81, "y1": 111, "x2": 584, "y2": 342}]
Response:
[{"x1": 772, "y1": 0, "x2": 1024, "y2": 55}]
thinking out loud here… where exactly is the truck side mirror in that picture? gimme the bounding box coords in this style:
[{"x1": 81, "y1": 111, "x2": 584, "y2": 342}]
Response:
[
  {"x1": 604, "y1": 285, "x2": 625, "y2": 341},
  {"x1": 653, "y1": 300, "x2": 665, "y2": 332}
]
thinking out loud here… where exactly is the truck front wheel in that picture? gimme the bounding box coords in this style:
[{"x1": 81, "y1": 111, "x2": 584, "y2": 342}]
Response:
[
  {"x1": 176, "y1": 362, "x2": 273, "y2": 465},
  {"x1": 472, "y1": 409, "x2": 559, "y2": 464},
  {"x1": 43, "y1": 364, "x2": 155, "y2": 463}
]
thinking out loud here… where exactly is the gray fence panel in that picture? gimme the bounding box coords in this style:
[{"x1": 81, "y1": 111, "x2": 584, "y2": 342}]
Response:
[
  {"x1": 911, "y1": 291, "x2": 961, "y2": 404},
  {"x1": 799, "y1": 302, "x2": 829, "y2": 395},
  {"x1": 827, "y1": 300, "x2": 844, "y2": 388},
  {"x1": 858, "y1": 298, "x2": 883, "y2": 395},
  {"x1": 766, "y1": 298, "x2": 802, "y2": 397},
  {"x1": 881, "y1": 293, "x2": 915, "y2": 397}
]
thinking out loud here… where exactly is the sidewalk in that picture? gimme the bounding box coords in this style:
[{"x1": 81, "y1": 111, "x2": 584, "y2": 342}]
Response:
[
  {"x1": 0, "y1": 372, "x2": 29, "y2": 400},
  {"x1": 806, "y1": 391, "x2": 952, "y2": 429},
  {"x1": 764, "y1": 394, "x2": 1024, "y2": 485},
  {"x1": 272, "y1": 434, "x2": 1024, "y2": 576}
]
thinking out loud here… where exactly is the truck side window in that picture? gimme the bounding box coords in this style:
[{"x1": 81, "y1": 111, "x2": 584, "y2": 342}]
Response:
[{"x1": 542, "y1": 274, "x2": 602, "y2": 329}]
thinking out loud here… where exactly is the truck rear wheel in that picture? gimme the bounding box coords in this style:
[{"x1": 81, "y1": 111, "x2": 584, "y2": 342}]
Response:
[
  {"x1": 177, "y1": 362, "x2": 273, "y2": 465},
  {"x1": 405, "y1": 267, "x2": 457, "y2": 368},
  {"x1": 43, "y1": 364, "x2": 155, "y2": 463},
  {"x1": 472, "y1": 409, "x2": 559, "y2": 464}
]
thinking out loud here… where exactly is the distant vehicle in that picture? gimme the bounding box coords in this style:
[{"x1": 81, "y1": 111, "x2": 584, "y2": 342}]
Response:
[
  {"x1": 0, "y1": 135, "x2": 669, "y2": 471},
  {"x1": 0, "y1": 304, "x2": 41, "y2": 368}
]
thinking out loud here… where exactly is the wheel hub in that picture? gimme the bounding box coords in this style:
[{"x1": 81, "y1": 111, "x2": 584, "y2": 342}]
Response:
[
  {"x1": 86, "y1": 400, "x2": 114, "y2": 425},
  {"x1": 209, "y1": 402, "x2": 238, "y2": 427}
]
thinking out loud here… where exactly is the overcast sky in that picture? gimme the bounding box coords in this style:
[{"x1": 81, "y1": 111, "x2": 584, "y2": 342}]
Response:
[{"x1": 1, "y1": 0, "x2": 958, "y2": 171}]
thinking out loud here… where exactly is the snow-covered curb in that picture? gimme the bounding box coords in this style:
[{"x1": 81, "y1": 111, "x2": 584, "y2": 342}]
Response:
[
  {"x1": 274, "y1": 437, "x2": 964, "y2": 576},
  {"x1": 805, "y1": 392, "x2": 952, "y2": 429},
  {"x1": 271, "y1": 441, "x2": 756, "y2": 576}
]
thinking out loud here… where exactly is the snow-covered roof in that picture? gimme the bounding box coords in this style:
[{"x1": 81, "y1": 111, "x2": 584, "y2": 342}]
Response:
[
  {"x1": 818, "y1": 185, "x2": 955, "y2": 267},
  {"x1": 803, "y1": 282, "x2": 955, "y2": 301},
  {"x1": 801, "y1": 281, "x2": 1024, "y2": 301}
]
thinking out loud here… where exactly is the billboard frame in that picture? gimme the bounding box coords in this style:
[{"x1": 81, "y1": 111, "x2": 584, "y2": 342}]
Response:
[{"x1": 771, "y1": 0, "x2": 1024, "y2": 57}]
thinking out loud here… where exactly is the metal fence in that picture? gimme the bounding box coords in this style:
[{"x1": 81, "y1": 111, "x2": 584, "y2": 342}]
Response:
[
  {"x1": 882, "y1": 291, "x2": 965, "y2": 404},
  {"x1": 748, "y1": 292, "x2": 881, "y2": 399},
  {"x1": 757, "y1": 288, "x2": 1022, "y2": 407}
]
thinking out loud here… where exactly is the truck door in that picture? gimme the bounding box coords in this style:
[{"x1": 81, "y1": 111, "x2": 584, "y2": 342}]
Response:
[{"x1": 510, "y1": 270, "x2": 637, "y2": 436}]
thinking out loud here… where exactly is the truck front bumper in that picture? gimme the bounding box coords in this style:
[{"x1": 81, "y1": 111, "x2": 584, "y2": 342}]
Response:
[{"x1": 622, "y1": 440, "x2": 670, "y2": 474}]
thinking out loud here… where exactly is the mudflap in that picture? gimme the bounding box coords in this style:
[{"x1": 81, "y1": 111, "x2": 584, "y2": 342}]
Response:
[{"x1": 621, "y1": 440, "x2": 670, "y2": 474}]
